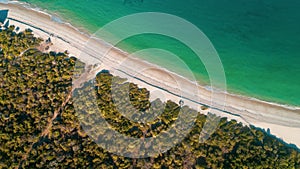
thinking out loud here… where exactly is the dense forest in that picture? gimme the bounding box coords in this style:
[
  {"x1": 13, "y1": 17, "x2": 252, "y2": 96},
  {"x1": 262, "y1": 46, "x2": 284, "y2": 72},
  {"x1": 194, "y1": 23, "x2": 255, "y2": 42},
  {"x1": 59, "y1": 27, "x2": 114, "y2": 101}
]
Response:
[{"x1": 0, "y1": 26, "x2": 300, "y2": 168}]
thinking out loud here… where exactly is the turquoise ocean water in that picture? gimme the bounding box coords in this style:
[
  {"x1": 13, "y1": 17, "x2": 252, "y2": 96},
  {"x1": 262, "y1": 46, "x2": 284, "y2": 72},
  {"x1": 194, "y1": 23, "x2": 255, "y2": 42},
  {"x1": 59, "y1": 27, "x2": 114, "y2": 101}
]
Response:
[{"x1": 18, "y1": 0, "x2": 300, "y2": 106}]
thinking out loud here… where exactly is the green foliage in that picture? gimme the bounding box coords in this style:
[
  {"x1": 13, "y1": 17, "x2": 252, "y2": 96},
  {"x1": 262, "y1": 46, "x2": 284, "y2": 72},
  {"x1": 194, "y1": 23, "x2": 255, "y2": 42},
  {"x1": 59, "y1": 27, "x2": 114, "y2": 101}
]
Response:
[
  {"x1": 0, "y1": 27, "x2": 74, "y2": 168},
  {"x1": 0, "y1": 26, "x2": 299, "y2": 168}
]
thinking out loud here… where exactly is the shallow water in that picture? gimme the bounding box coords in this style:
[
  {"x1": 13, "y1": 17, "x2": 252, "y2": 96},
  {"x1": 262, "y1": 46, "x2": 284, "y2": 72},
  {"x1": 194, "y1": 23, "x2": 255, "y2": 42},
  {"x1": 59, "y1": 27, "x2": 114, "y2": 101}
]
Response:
[{"x1": 19, "y1": 0, "x2": 300, "y2": 106}]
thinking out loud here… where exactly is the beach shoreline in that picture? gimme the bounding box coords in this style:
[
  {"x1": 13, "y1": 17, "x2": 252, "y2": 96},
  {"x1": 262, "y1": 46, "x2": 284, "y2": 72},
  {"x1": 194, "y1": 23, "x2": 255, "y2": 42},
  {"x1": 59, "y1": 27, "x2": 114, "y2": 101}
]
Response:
[{"x1": 1, "y1": 2, "x2": 300, "y2": 148}]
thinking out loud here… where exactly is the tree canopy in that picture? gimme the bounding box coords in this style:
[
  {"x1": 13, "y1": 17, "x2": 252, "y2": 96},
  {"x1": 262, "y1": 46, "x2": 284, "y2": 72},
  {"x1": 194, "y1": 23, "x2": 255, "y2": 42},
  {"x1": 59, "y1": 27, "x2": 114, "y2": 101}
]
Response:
[{"x1": 0, "y1": 26, "x2": 299, "y2": 168}]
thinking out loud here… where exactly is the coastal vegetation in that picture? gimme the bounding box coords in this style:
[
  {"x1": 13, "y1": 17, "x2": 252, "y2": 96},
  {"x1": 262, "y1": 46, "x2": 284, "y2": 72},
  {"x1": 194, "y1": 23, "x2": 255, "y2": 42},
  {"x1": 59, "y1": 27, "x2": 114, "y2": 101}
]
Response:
[{"x1": 0, "y1": 26, "x2": 300, "y2": 168}]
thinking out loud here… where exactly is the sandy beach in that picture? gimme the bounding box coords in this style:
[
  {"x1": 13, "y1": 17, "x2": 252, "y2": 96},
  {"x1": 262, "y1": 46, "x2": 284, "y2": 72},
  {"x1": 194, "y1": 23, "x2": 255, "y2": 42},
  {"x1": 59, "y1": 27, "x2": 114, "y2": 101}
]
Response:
[{"x1": 1, "y1": 3, "x2": 300, "y2": 147}]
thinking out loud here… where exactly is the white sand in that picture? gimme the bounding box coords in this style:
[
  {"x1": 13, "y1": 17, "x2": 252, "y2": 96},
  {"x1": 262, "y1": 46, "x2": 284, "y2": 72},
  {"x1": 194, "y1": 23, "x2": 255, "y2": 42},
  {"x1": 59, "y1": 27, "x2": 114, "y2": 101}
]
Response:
[{"x1": 1, "y1": 3, "x2": 300, "y2": 148}]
